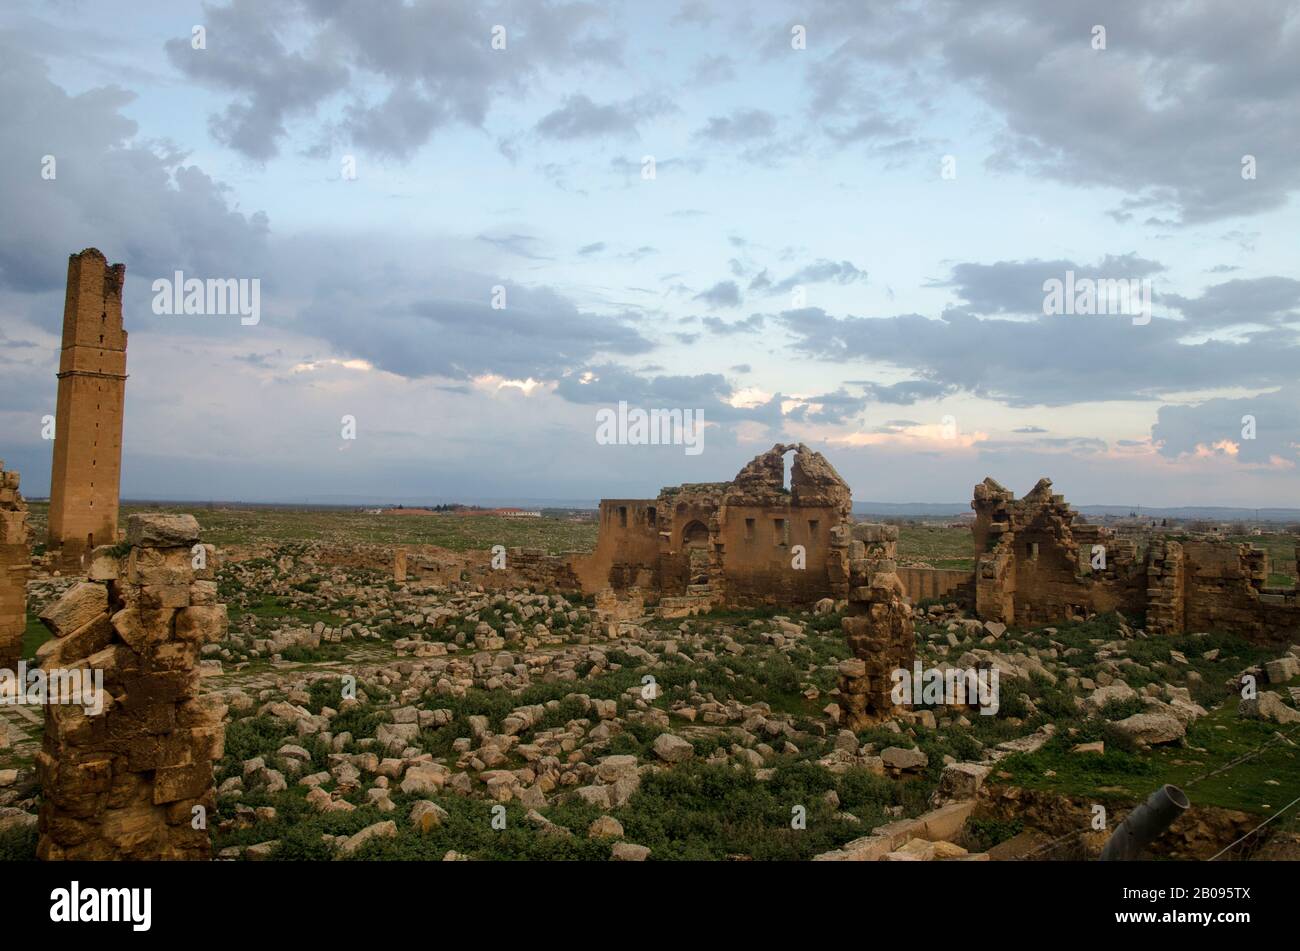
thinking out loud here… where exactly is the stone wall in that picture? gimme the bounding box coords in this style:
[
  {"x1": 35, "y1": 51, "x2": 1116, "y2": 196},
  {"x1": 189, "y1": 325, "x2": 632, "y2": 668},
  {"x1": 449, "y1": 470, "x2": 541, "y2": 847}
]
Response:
[
  {"x1": 970, "y1": 476, "x2": 1299, "y2": 641},
  {"x1": 48, "y1": 248, "x2": 129, "y2": 569},
  {"x1": 0, "y1": 460, "x2": 31, "y2": 672},
  {"x1": 897, "y1": 567, "x2": 972, "y2": 605},
  {"x1": 837, "y1": 524, "x2": 916, "y2": 728},
  {"x1": 569, "y1": 444, "x2": 852, "y2": 608},
  {"x1": 35, "y1": 514, "x2": 227, "y2": 860}
]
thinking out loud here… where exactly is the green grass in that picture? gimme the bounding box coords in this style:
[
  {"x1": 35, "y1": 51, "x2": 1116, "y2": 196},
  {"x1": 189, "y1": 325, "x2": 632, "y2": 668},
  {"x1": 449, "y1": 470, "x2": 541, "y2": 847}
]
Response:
[
  {"x1": 25, "y1": 501, "x2": 600, "y2": 554},
  {"x1": 213, "y1": 759, "x2": 909, "y2": 861},
  {"x1": 21, "y1": 612, "x2": 49, "y2": 661},
  {"x1": 991, "y1": 684, "x2": 1300, "y2": 814},
  {"x1": 895, "y1": 524, "x2": 974, "y2": 570}
]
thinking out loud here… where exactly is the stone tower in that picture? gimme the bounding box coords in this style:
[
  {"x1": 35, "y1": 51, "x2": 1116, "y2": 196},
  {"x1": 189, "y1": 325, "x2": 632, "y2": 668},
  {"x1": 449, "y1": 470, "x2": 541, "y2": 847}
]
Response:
[{"x1": 48, "y1": 248, "x2": 128, "y2": 568}]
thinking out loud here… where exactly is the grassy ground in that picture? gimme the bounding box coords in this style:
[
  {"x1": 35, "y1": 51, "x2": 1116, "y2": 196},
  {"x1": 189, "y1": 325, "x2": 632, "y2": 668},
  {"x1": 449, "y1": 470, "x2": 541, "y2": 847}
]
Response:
[
  {"x1": 21, "y1": 613, "x2": 49, "y2": 661},
  {"x1": 25, "y1": 501, "x2": 599, "y2": 554},
  {"x1": 895, "y1": 523, "x2": 975, "y2": 569}
]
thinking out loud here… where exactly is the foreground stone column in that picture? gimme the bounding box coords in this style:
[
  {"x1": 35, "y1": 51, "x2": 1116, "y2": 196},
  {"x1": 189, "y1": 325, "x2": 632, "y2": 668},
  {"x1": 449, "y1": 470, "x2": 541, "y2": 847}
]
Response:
[
  {"x1": 838, "y1": 524, "x2": 916, "y2": 729},
  {"x1": 0, "y1": 460, "x2": 31, "y2": 673},
  {"x1": 36, "y1": 514, "x2": 227, "y2": 860}
]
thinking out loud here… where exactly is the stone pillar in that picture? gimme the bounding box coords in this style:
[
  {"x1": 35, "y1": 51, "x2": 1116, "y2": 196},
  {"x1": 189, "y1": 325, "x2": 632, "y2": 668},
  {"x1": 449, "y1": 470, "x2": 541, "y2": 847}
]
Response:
[
  {"x1": 0, "y1": 460, "x2": 31, "y2": 672},
  {"x1": 838, "y1": 523, "x2": 916, "y2": 729},
  {"x1": 393, "y1": 548, "x2": 407, "y2": 583},
  {"x1": 1145, "y1": 539, "x2": 1185, "y2": 636},
  {"x1": 35, "y1": 514, "x2": 226, "y2": 860},
  {"x1": 48, "y1": 248, "x2": 128, "y2": 569}
]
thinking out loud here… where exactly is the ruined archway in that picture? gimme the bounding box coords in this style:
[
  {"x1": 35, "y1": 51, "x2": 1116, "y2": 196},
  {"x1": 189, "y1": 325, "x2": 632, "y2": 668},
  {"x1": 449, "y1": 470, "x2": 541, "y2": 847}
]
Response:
[
  {"x1": 680, "y1": 520, "x2": 710, "y2": 548},
  {"x1": 680, "y1": 520, "x2": 711, "y2": 585}
]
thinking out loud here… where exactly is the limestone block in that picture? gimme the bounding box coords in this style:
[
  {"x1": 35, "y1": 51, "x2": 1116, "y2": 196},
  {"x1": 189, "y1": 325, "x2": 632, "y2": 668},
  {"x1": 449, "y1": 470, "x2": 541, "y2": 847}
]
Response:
[{"x1": 40, "y1": 582, "x2": 107, "y2": 636}]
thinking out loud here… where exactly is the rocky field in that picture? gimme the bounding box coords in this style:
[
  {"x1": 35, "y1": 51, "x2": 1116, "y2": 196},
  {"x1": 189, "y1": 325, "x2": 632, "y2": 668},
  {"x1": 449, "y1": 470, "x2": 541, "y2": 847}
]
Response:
[{"x1": 2, "y1": 510, "x2": 1298, "y2": 862}]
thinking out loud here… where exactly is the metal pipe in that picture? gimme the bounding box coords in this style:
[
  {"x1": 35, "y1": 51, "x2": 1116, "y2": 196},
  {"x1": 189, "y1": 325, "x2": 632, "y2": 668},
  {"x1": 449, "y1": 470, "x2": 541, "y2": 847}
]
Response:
[{"x1": 1099, "y1": 784, "x2": 1190, "y2": 860}]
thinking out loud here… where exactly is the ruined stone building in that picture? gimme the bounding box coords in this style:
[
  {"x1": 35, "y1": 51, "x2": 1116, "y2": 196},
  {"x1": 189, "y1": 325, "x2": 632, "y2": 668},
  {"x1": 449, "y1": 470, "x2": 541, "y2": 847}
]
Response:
[
  {"x1": 568, "y1": 444, "x2": 853, "y2": 610},
  {"x1": 967, "y1": 477, "x2": 1299, "y2": 641},
  {"x1": 0, "y1": 460, "x2": 31, "y2": 672},
  {"x1": 47, "y1": 248, "x2": 128, "y2": 569}
]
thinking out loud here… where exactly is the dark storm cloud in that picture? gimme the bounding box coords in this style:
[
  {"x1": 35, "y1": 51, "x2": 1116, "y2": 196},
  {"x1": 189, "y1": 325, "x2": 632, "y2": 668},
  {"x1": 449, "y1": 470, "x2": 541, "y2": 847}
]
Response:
[
  {"x1": 167, "y1": 0, "x2": 621, "y2": 160},
  {"x1": 0, "y1": 41, "x2": 267, "y2": 304}
]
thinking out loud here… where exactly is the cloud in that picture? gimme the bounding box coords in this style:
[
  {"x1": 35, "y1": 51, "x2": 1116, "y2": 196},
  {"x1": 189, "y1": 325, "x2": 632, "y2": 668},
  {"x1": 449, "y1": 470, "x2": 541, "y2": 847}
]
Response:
[
  {"x1": 166, "y1": 0, "x2": 620, "y2": 160},
  {"x1": 535, "y1": 93, "x2": 675, "y2": 141},
  {"x1": 0, "y1": 40, "x2": 268, "y2": 303},
  {"x1": 779, "y1": 291, "x2": 1300, "y2": 408},
  {"x1": 796, "y1": 0, "x2": 1300, "y2": 222},
  {"x1": 770, "y1": 259, "x2": 868, "y2": 294},
  {"x1": 938, "y1": 254, "x2": 1164, "y2": 316},
  {"x1": 476, "y1": 233, "x2": 552, "y2": 260},
  {"x1": 1164, "y1": 277, "x2": 1300, "y2": 328},
  {"x1": 693, "y1": 280, "x2": 741, "y2": 308},
  {"x1": 857, "y1": 379, "x2": 958, "y2": 405},
  {"x1": 702, "y1": 314, "x2": 764, "y2": 335},
  {"x1": 552, "y1": 363, "x2": 783, "y2": 429},
  {"x1": 693, "y1": 109, "x2": 777, "y2": 143},
  {"x1": 1152, "y1": 385, "x2": 1300, "y2": 466}
]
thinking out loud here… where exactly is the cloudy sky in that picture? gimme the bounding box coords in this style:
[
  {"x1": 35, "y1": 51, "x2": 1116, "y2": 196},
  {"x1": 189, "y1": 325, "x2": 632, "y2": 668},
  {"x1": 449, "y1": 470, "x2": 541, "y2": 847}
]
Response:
[{"x1": 1, "y1": 0, "x2": 1298, "y2": 507}]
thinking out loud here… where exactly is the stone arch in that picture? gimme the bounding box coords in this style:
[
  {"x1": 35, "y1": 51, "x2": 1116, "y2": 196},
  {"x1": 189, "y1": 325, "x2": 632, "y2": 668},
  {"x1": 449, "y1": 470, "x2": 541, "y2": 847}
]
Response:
[{"x1": 681, "y1": 519, "x2": 710, "y2": 548}]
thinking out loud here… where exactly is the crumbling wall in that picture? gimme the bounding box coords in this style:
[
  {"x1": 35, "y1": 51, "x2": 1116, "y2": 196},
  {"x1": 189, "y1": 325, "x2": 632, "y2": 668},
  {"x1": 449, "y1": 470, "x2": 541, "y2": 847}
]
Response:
[
  {"x1": 897, "y1": 567, "x2": 972, "y2": 605},
  {"x1": 0, "y1": 460, "x2": 31, "y2": 672},
  {"x1": 837, "y1": 524, "x2": 916, "y2": 728},
  {"x1": 35, "y1": 514, "x2": 227, "y2": 860},
  {"x1": 972, "y1": 477, "x2": 1144, "y2": 625},
  {"x1": 1183, "y1": 540, "x2": 1300, "y2": 639},
  {"x1": 971, "y1": 477, "x2": 1299, "y2": 641}
]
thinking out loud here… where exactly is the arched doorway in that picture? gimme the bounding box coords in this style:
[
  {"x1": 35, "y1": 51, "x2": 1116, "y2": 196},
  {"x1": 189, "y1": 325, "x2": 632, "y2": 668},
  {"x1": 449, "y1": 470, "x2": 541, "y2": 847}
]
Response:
[{"x1": 680, "y1": 520, "x2": 711, "y2": 585}]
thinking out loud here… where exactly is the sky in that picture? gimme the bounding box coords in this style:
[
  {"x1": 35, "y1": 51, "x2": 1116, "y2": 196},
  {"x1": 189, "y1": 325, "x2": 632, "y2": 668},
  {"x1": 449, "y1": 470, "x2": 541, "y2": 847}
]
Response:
[{"x1": 1, "y1": 0, "x2": 1298, "y2": 507}]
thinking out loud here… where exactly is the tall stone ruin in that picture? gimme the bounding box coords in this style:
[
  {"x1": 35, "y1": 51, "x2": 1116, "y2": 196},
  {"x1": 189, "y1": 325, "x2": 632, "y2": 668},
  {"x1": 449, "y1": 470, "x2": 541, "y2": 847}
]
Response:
[
  {"x1": 48, "y1": 248, "x2": 128, "y2": 569},
  {"x1": 836, "y1": 523, "x2": 916, "y2": 728},
  {"x1": 0, "y1": 460, "x2": 31, "y2": 673},
  {"x1": 968, "y1": 476, "x2": 1299, "y2": 641},
  {"x1": 35, "y1": 514, "x2": 226, "y2": 860}
]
